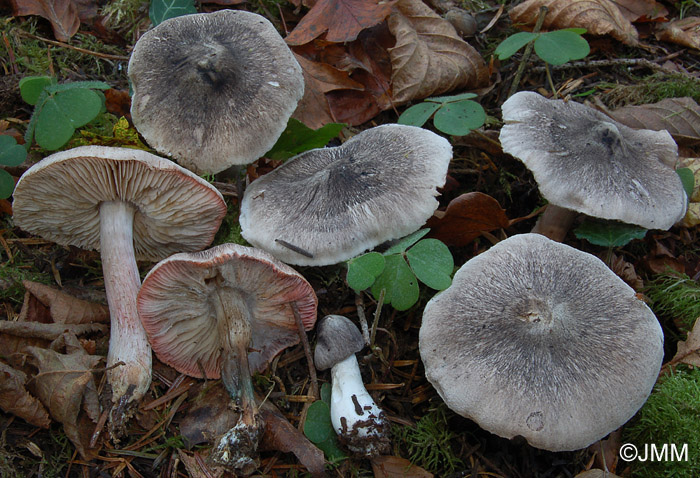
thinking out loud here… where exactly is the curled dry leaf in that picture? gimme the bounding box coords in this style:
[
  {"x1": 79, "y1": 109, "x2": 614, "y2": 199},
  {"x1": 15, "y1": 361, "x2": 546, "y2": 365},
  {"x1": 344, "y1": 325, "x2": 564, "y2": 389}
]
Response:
[
  {"x1": 426, "y1": 192, "x2": 510, "y2": 247},
  {"x1": 656, "y1": 17, "x2": 700, "y2": 51},
  {"x1": 608, "y1": 97, "x2": 700, "y2": 146},
  {"x1": 371, "y1": 455, "x2": 434, "y2": 478},
  {"x1": 608, "y1": 252, "x2": 643, "y2": 291},
  {"x1": 22, "y1": 280, "x2": 109, "y2": 324},
  {"x1": 10, "y1": 0, "x2": 80, "y2": 42},
  {"x1": 178, "y1": 450, "x2": 225, "y2": 478},
  {"x1": 612, "y1": 0, "x2": 667, "y2": 22},
  {"x1": 671, "y1": 316, "x2": 700, "y2": 368},
  {"x1": 679, "y1": 157, "x2": 700, "y2": 227},
  {"x1": 510, "y1": 0, "x2": 639, "y2": 46},
  {"x1": 387, "y1": 0, "x2": 488, "y2": 105},
  {"x1": 0, "y1": 361, "x2": 51, "y2": 428}
]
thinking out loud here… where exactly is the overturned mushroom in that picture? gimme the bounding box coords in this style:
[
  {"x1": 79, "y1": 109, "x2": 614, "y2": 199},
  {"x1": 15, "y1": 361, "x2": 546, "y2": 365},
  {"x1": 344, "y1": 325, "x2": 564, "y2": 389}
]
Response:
[
  {"x1": 240, "y1": 124, "x2": 452, "y2": 265},
  {"x1": 499, "y1": 91, "x2": 687, "y2": 240},
  {"x1": 314, "y1": 315, "x2": 390, "y2": 456},
  {"x1": 12, "y1": 146, "x2": 226, "y2": 434},
  {"x1": 137, "y1": 244, "x2": 317, "y2": 473},
  {"x1": 419, "y1": 233, "x2": 663, "y2": 451}
]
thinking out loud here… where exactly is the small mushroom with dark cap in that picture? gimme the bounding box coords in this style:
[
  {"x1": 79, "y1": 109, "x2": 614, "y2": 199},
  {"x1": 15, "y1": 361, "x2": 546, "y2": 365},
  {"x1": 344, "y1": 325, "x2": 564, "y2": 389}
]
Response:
[
  {"x1": 419, "y1": 233, "x2": 664, "y2": 451},
  {"x1": 128, "y1": 10, "x2": 304, "y2": 175},
  {"x1": 12, "y1": 146, "x2": 227, "y2": 435},
  {"x1": 137, "y1": 244, "x2": 317, "y2": 473},
  {"x1": 315, "y1": 315, "x2": 390, "y2": 456},
  {"x1": 499, "y1": 91, "x2": 687, "y2": 241},
  {"x1": 240, "y1": 124, "x2": 452, "y2": 265}
]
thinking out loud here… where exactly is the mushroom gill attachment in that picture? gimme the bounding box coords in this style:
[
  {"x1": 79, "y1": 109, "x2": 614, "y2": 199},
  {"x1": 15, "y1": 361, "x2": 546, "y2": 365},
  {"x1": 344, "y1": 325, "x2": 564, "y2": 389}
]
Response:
[{"x1": 419, "y1": 233, "x2": 664, "y2": 451}]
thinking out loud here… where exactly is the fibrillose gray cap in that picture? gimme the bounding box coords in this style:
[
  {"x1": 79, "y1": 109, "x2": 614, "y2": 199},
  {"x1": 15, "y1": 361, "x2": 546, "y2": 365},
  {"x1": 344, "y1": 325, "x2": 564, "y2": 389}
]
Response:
[
  {"x1": 239, "y1": 124, "x2": 452, "y2": 266},
  {"x1": 128, "y1": 10, "x2": 304, "y2": 175},
  {"x1": 499, "y1": 91, "x2": 687, "y2": 230},
  {"x1": 314, "y1": 315, "x2": 365, "y2": 370},
  {"x1": 419, "y1": 233, "x2": 664, "y2": 452},
  {"x1": 12, "y1": 146, "x2": 226, "y2": 261}
]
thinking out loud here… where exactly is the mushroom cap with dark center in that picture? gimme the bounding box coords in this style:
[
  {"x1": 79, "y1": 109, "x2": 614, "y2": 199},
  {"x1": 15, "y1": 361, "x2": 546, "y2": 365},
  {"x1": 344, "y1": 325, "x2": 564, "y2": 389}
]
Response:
[
  {"x1": 314, "y1": 315, "x2": 365, "y2": 371},
  {"x1": 239, "y1": 124, "x2": 452, "y2": 266},
  {"x1": 499, "y1": 91, "x2": 687, "y2": 230},
  {"x1": 136, "y1": 244, "x2": 318, "y2": 379},
  {"x1": 419, "y1": 233, "x2": 664, "y2": 452},
  {"x1": 12, "y1": 146, "x2": 226, "y2": 261},
  {"x1": 128, "y1": 10, "x2": 304, "y2": 174}
]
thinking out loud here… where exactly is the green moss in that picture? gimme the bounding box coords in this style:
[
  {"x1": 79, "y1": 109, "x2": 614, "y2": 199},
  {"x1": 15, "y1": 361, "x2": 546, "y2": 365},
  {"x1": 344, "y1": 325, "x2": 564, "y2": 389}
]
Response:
[
  {"x1": 393, "y1": 404, "x2": 464, "y2": 474},
  {"x1": 601, "y1": 73, "x2": 700, "y2": 108},
  {"x1": 623, "y1": 368, "x2": 700, "y2": 478},
  {"x1": 212, "y1": 201, "x2": 250, "y2": 247},
  {"x1": 644, "y1": 271, "x2": 700, "y2": 332}
]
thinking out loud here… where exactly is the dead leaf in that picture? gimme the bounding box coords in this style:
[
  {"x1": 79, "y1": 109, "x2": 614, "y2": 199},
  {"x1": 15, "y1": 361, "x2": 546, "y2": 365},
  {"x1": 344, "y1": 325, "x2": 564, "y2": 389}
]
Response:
[
  {"x1": 611, "y1": 0, "x2": 667, "y2": 22},
  {"x1": 679, "y1": 157, "x2": 700, "y2": 227},
  {"x1": 672, "y1": 316, "x2": 700, "y2": 367},
  {"x1": 656, "y1": 17, "x2": 700, "y2": 51},
  {"x1": 426, "y1": 192, "x2": 510, "y2": 247},
  {"x1": 0, "y1": 361, "x2": 51, "y2": 428},
  {"x1": 285, "y1": 0, "x2": 395, "y2": 45},
  {"x1": 510, "y1": 0, "x2": 639, "y2": 46},
  {"x1": 259, "y1": 402, "x2": 326, "y2": 478},
  {"x1": 575, "y1": 470, "x2": 623, "y2": 478},
  {"x1": 371, "y1": 455, "x2": 434, "y2": 478},
  {"x1": 608, "y1": 253, "x2": 643, "y2": 291},
  {"x1": 607, "y1": 97, "x2": 700, "y2": 146},
  {"x1": 21, "y1": 281, "x2": 109, "y2": 325},
  {"x1": 180, "y1": 382, "x2": 238, "y2": 448},
  {"x1": 26, "y1": 336, "x2": 102, "y2": 459},
  {"x1": 178, "y1": 450, "x2": 225, "y2": 478},
  {"x1": 11, "y1": 0, "x2": 80, "y2": 42},
  {"x1": 387, "y1": 0, "x2": 488, "y2": 104},
  {"x1": 292, "y1": 52, "x2": 365, "y2": 128},
  {"x1": 642, "y1": 239, "x2": 685, "y2": 275},
  {"x1": 586, "y1": 428, "x2": 621, "y2": 473}
]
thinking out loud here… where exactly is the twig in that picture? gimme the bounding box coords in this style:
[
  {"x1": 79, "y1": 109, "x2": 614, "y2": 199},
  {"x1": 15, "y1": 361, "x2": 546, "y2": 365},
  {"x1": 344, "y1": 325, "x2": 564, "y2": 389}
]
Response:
[
  {"x1": 529, "y1": 53, "x2": 690, "y2": 76},
  {"x1": 0, "y1": 321, "x2": 108, "y2": 339},
  {"x1": 15, "y1": 30, "x2": 130, "y2": 62},
  {"x1": 507, "y1": 6, "x2": 548, "y2": 98},
  {"x1": 355, "y1": 292, "x2": 370, "y2": 345},
  {"x1": 291, "y1": 302, "x2": 319, "y2": 400}
]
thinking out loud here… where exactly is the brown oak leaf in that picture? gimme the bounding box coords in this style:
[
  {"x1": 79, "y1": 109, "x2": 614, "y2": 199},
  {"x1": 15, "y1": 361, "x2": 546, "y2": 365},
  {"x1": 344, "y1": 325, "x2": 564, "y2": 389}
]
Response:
[
  {"x1": 11, "y1": 0, "x2": 80, "y2": 42},
  {"x1": 608, "y1": 97, "x2": 700, "y2": 146},
  {"x1": 21, "y1": 280, "x2": 109, "y2": 325},
  {"x1": 0, "y1": 361, "x2": 51, "y2": 428},
  {"x1": 656, "y1": 17, "x2": 700, "y2": 51}
]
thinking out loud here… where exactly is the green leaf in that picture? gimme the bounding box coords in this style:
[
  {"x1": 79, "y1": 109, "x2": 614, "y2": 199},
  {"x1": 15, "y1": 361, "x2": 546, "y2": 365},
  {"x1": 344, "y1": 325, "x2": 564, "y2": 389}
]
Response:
[
  {"x1": 534, "y1": 30, "x2": 590, "y2": 65},
  {"x1": 494, "y1": 31, "x2": 538, "y2": 60},
  {"x1": 384, "y1": 229, "x2": 430, "y2": 255},
  {"x1": 265, "y1": 119, "x2": 345, "y2": 160},
  {"x1": 34, "y1": 98, "x2": 75, "y2": 150},
  {"x1": 54, "y1": 89, "x2": 103, "y2": 128},
  {"x1": 303, "y1": 400, "x2": 347, "y2": 462},
  {"x1": 427, "y1": 92, "x2": 478, "y2": 103},
  {"x1": 19, "y1": 76, "x2": 55, "y2": 105},
  {"x1": 45, "y1": 81, "x2": 111, "y2": 93},
  {"x1": 574, "y1": 219, "x2": 647, "y2": 247},
  {"x1": 0, "y1": 136, "x2": 27, "y2": 167},
  {"x1": 347, "y1": 252, "x2": 386, "y2": 292},
  {"x1": 149, "y1": 0, "x2": 197, "y2": 26},
  {"x1": 398, "y1": 102, "x2": 441, "y2": 127},
  {"x1": 0, "y1": 169, "x2": 15, "y2": 199},
  {"x1": 677, "y1": 168, "x2": 695, "y2": 199},
  {"x1": 371, "y1": 254, "x2": 419, "y2": 311},
  {"x1": 562, "y1": 28, "x2": 587, "y2": 35},
  {"x1": 406, "y1": 239, "x2": 453, "y2": 291},
  {"x1": 433, "y1": 100, "x2": 486, "y2": 136},
  {"x1": 320, "y1": 382, "x2": 331, "y2": 404}
]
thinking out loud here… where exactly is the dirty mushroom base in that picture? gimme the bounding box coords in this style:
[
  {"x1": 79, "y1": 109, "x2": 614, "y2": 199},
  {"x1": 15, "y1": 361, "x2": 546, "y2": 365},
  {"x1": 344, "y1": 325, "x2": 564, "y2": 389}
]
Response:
[{"x1": 419, "y1": 233, "x2": 664, "y2": 452}]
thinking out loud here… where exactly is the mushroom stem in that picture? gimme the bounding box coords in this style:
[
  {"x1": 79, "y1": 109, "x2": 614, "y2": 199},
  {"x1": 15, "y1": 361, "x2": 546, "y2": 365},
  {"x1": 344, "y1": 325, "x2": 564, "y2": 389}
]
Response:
[
  {"x1": 100, "y1": 201, "x2": 152, "y2": 431},
  {"x1": 329, "y1": 354, "x2": 390, "y2": 456},
  {"x1": 531, "y1": 204, "x2": 578, "y2": 242}
]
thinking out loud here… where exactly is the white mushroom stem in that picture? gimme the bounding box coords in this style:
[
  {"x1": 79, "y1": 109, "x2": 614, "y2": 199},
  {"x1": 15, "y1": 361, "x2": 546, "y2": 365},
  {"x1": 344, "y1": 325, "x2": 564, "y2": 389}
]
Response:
[
  {"x1": 531, "y1": 204, "x2": 578, "y2": 242},
  {"x1": 330, "y1": 354, "x2": 389, "y2": 456},
  {"x1": 100, "y1": 201, "x2": 152, "y2": 422}
]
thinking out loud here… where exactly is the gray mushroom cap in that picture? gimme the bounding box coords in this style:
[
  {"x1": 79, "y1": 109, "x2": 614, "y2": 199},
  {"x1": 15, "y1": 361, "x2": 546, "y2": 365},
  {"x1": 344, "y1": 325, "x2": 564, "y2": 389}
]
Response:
[
  {"x1": 419, "y1": 233, "x2": 664, "y2": 452},
  {"x1": 314, "y1": 315, "x2": 365, "y2": 370},
  {"x1": 239, "y1": 124, "x2": 452, "y2": 266},
  {"x1": 499, "y1": 91, "x2": 687, "y2": 230},
  {"x1": 12, "y1": 146, "x2": 227, "y2": 261},
  {"x1": 128, "y1": 10, "x2": 304, "y2": 175}
]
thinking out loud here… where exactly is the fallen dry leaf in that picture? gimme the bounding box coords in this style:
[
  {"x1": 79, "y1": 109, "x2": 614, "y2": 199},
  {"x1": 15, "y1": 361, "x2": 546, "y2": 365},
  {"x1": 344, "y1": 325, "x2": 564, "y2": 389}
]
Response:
[
  {"x1": 611, "y1": 0, "x2": 667, "y2": 22},
  {"x1": 656, "y1": 17, "x2": 700, "y2": 51},
  {"x1": 11, "y1": 0, "x2": 80, "y2": 42},
  {"x1": 679, "y1": 157, "x2": 700, "y2": 227},
  {"x1": 0, "y1": 361, "x2": 51, "y2": 428},
  {"x1": 388, "y1": 0, "x2": 488, "y2": 104},
  {"x1": 671, "y1": 316, "x2": 700, "y2": 368},
  {"x1": 426, "y1": 192, "x2": 510, "y2": 247},
  {"x1": 285, "y1": 0, "x2": 395, "y2": 45},
  {"x1": 22, "y1": 280, "x2": 109, "y2": 325},
  {"x1": 575, "y1": 470, "x2": 623, "y2": 478},
  {"x1": 178, "y1": 450, "x2": 225, "y2": 478},
  {"x1": 180, "y1": 382, "x2": 238, "y2": 447},
  {"x1": 371, "y1": 455, "x2": 434, "y2": 478},
  {"x1": 607, "y1": 97, "x2": 700, "y2": 146},
  {"x1": 26, "y1": 335, "x2": 102, "y2": 459},
  {"x1": 642, "y1": 239, "x2": 685, "y2": 275},
  {"x1": 510, "y1": 0, "x2": 639, "y2": 46},
  {"x1": 608, "y1": 253, "x2": 643, "y2": 291}
]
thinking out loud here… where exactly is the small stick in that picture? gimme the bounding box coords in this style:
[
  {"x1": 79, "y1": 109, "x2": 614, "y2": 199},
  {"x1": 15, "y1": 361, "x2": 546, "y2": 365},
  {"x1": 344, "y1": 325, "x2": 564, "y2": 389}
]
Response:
[
  {"x1": 0, "y1": 321, "x2": 108, "y2": 339},
  {"x1": 275, "y1": 239, "x2": 314, "y2": 259},
  {"x1": 507, "y1": 6, "x2": 548, "y2": 98},
  {"x1": 16, "y1": 30, "x2": 130, "y2": 61},
  {"x1": 291, "y1": 302, "x2": 319, "y2": 400},
  {"x1": 355, "y1": 292, "x2": 370, "y2": 345}
]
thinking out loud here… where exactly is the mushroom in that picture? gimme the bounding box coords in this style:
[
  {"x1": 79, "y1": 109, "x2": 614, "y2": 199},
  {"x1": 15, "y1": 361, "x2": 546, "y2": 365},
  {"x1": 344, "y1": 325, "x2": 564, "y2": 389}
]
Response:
[
  {"x1": 136, "y1": 244, "x2": 317, "y2": 472},
  {"x1": 419, "y1": 233, "x2": 664, "y2": 451},
  {"x1": 239, "y1": 124, "x2": 452, "y2": 265},
  {"x1": 314, "y1": 315, "x2": 390, "y2": 456},
  {"x1": 12, "y1": 146, "x2": 227, "y2": 433},
  {"x1": 499, "y1": 91, "x2": 687, "y2": 241},
  {"x1": 128, "y1": 9, "x2": 304, "y2": 175}
]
